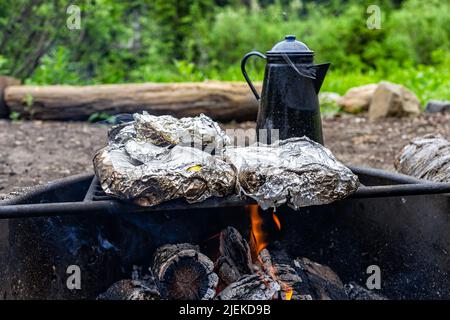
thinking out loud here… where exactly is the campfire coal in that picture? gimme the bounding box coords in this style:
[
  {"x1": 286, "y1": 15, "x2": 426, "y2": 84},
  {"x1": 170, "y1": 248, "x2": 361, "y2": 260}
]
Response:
[{"x1": 98, "y1": 223, "x2": 386, "y2": 300}]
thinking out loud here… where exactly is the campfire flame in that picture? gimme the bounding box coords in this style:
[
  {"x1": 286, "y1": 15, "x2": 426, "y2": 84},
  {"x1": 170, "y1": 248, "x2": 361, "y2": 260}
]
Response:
[
  {"x1": 247, "y1": 205, "x2": 292, "y2": 300},
  {"x1": 285, "y1": 288, "x2": 293, "y2": 300},
  {"x1": 248, "y1": 204, "x2": 267, "y2": 255},
  {"x1": 272, "y1": 212, "x2": 281, "y2": 231},
  {"x1": 248, "y1": 205, "x2": 283, "y2": 254}
]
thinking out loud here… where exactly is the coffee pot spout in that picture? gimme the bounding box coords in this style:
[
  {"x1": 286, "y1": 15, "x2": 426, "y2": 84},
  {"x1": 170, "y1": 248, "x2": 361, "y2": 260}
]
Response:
[{"x1": 312, "y1": 63, "x2": 330, "y2": 93}]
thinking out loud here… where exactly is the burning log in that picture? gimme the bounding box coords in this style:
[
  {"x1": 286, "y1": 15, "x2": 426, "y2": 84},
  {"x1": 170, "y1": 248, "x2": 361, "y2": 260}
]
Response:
[
  {"x1": 215, "y1": 274, "x2": 280, "y2": 300},
  {"x1": 97, "y1": 279, "x2": 161, "y2": 300},
  {"x1": 215, "y1": 226, "x2": 254, "y2": 285},
  {"x1": 152, "y1": 243, "x2": 219, "y2": 300},
  {"x1": 258, "y1": 243, "x2": 348, "y2": 300},
  {"x1": 258, "y1": 248, "x2": 306, "y2": 300},
  {"x1": 395, "y1": 134, "x2": 450, "y2": 182}
]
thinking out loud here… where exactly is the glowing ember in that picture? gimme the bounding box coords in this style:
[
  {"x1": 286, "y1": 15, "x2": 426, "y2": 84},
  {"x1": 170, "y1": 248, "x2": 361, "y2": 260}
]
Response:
[{"x1": 285, "y1": 288, "x2": 293, "y2": 300}]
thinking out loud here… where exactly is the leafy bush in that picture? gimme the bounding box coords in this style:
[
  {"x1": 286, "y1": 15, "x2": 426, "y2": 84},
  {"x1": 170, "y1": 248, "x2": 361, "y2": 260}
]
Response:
[{"x1": 0, "y1": 0, "x2": 448, "y2": 105}]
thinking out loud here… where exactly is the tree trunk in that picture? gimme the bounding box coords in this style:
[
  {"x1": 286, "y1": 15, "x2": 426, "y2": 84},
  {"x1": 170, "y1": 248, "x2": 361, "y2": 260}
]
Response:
[{"x1": 4, "y1": 81, "x2": 261, "y2": 122}]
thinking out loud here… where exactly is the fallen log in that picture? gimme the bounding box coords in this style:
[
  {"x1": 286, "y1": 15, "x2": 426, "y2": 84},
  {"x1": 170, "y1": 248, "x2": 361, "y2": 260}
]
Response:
[
  {"x1": 152, "y1": 243, "x2": 219, "y2": 300},
  {"x1": 215, "y1": 226, "x2": 254, "y2": 286},
  {"x1": 0, "y1": 76, "x2": 21, "y2": 118},
  {"x1": 4, "y1": 81, "x2": 261, "y2": 122},
  {"x1": 395, "y1": 134, "x2": 450, "y2": 182}
]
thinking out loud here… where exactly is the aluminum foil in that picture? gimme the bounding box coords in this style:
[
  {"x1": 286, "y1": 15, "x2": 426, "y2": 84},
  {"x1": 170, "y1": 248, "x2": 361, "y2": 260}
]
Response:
[
  {"x1": 133, "y1": 112, "x2": 230, "y2": 153},
  {"x1": 94, "y1": 113, "x2": 358, "y2": 208},
  {"x1": 224, "y1": 137, "x2": 359, "y2": 210},
  {"x1": 395, "y1": 134, "x2": 450, "y2": 182},
  {"x1": 94, "y1": 144, "x2": 236, "y2": 206}
]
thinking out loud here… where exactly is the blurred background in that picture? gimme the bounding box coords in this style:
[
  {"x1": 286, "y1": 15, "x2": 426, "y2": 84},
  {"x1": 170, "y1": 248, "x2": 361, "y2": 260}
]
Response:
[{"x1": 0, "y1": 0, "x2": 448, "y2": 104}]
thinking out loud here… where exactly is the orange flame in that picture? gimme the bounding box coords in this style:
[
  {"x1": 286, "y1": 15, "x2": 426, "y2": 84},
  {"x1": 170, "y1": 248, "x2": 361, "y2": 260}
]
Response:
[
  {"x1": 285, "y1": 288, "x2": 293, "y2": 300},
  {"x1": 272, "y1": 213, "x2": 281, "y2": 231},
  {"x1": 248, "y1": 205, "x2": 292, "y2": 299},
  {"x1": 248, "y1": 204, "x2": 268, "y2": 255}
]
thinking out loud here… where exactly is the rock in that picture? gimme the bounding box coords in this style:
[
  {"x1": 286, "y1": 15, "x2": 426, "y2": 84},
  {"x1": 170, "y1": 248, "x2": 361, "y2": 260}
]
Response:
[
  {"x1": 368, "y1": 81, "x2": 421, "y2": 122},
  {"x1": 319, "y1": 92, "x2": 341, "y2": 115},
  {"x1": 338, "y1": 84, "x2": 377, "y2": 114},
  {"x1": 319, "y1": 92, "x2": 341, "y2": 105},
  {"x1": 425, "y1": 100, "x2": 450, "y2": 113}
]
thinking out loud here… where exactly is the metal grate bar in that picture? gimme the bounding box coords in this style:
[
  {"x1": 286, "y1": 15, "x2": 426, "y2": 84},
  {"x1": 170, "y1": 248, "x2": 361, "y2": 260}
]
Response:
[{"x1": 83, "y1": 176, "x2": 114, "y2": 202}]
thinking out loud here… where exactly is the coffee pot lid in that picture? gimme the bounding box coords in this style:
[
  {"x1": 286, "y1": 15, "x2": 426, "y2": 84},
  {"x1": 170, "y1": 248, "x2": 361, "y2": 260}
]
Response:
[{"x1": 267, "y1": 35, "x2": 314, "y2": 56}]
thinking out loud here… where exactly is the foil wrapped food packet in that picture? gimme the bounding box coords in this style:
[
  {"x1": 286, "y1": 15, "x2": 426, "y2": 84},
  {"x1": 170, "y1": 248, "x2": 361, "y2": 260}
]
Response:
[
  {"x1": 94, "y1": 112, "x2": 235, "y2": 206},
  {"x1": 133, "y1": 112, "x2": 230, "y2": 153},
  {"x1": 94, "y1": 112, "x2": 358, "y2": 208},
  {"x1": 224, "y1": 137, "x2": 359, "y2": 210},
  {"x1": 94, "y1": 144, "x2": 236, "y2": 207}
]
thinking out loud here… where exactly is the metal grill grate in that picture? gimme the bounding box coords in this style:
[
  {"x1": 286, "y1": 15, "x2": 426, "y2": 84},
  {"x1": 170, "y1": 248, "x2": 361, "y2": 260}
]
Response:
[{"x1": 83, "y1": 176, "x2": 114, "y2": 202}]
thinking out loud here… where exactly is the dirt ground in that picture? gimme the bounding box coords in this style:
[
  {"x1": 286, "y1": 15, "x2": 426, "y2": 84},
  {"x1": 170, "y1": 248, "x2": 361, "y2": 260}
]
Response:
[{"x1": 1, "y1": 112, "x2": 449, "y2": 200}]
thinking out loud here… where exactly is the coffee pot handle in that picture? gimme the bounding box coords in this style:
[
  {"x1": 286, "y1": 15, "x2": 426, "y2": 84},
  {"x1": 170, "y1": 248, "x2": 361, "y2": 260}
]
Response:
[{"x1": 241, "y1": 51, "x2": 266, "y2": 101}]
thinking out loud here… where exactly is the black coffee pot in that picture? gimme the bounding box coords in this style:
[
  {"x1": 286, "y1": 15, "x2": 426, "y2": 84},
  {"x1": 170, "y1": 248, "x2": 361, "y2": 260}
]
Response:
[{"x1": 241, "y1": 35, "x2": 330, "y2": 144}]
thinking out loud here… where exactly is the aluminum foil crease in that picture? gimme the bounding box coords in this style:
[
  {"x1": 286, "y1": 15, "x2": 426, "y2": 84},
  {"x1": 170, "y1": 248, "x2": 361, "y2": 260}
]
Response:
[
  {"x1": 395, "y1": 134, "x2": 450, "y2": 182},
  {"x1": 134, "y1": 112, "x2": 229, "y2": 152},
  {"x1": 93, "y1": 113, "x2": 235, "y2": 206},
  {"x1": 224, "y1": 137, "x2": 359, "y2": 210},
  {"x1": 94, "y1": 144, "x2": 236, "y2": 206}
]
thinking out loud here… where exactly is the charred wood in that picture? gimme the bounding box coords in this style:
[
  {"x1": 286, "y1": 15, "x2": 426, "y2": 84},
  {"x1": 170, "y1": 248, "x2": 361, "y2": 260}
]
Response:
[
  {"x1": 215, "y1": 274, "x2": 280, "y2": 300},
  {"x1": 293, "y1": 257, "x2": 348, "y2": 300},
  {"x1": 97, "y1": 279, "x2": 161, "y2": 300},
  {"x1": 215, "y1": 226, "x2": 254, "y2": 285},
  {"x1": 258, "y1": 242, "x2": 348, "y2": 300},
  {"x1": 152, "y1": 243, "x2": 218, "y2": 300},
  {"x1": 344, "y1": 282, "x2": 387, "y2": 300}
]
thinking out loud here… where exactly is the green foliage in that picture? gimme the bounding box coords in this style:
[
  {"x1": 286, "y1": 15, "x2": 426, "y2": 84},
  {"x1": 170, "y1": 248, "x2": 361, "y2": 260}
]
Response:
[
  {"x1": 9, "y1": 111, "x2": 21, "y2": 122},
  {"x1": 0, "y1": 55, "x2": 8, "y2": 74},
  {"x1": 0, "y1": 0, "x2": 449, "y2": 106},
  {"x1": 88, "y1": 112, "x2": 116, "y2": 123},
  {"x1": 26, "y1": 46, "x2": 81, "y2": 85}
]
